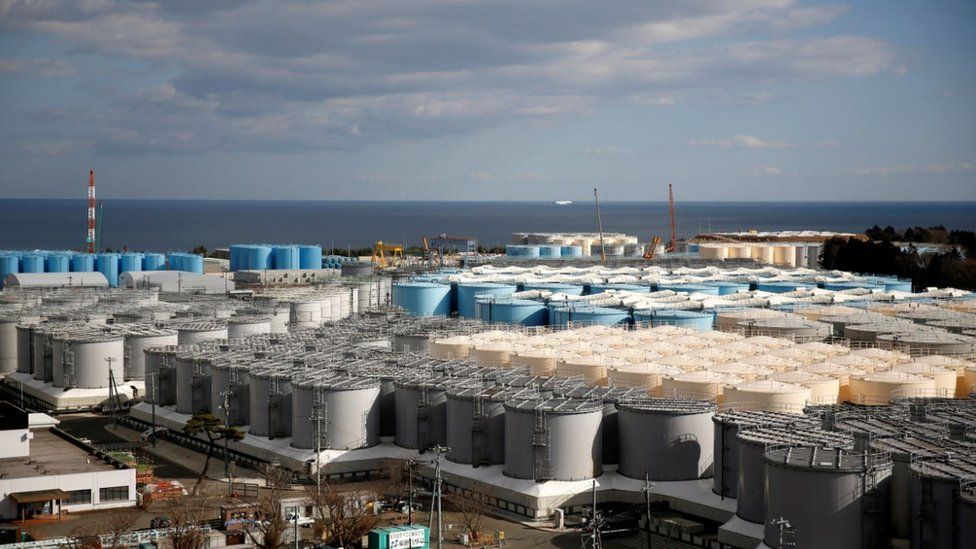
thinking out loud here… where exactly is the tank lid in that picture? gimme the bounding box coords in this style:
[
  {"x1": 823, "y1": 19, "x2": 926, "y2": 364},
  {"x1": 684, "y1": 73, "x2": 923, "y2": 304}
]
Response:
[
  {"x1": 617, "y1": 397, "x2": 716, "y2": 415},
  {"x1": 763, "y1": 446, "x2": 886, "y2": 472},
  {"x1": 908, "y1": 454, "x2": 976, "y2": 480},
  {"x1": 868, "y1": 436, "x2": 948, "y2": 459},
  {"x1": 737, "y1": 426, "x2": 854, "y2": 448},
  {"x1": 504, "y1": 396, "x2": 603, "y2": 414},
  {"x1": 176, "y1": 320, "x2": 228, "y2": 331},
  {"x1": 61, "y1": 331, "x2": 125, "y2": 344},
  {"x1": 712, "y1": 409, "x2": 818, "y2": 429},
  {"x1": 229, "y1": 315, "x2": 272, "y2": 324}
]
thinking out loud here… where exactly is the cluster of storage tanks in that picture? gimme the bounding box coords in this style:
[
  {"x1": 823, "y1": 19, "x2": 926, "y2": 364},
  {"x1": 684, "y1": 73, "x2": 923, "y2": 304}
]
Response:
[
  {"x1": 0, "y1": 250, "x2": 205, "y2": 288},
  {"x1": 508, "y1": 232, "x2": 646, "y2": 258},
  {"x1": 430, "y1": 323, "x2": 976, "y2": 408},
  {"x1": 129, "y1": 309, "x2": 976, "y2": 548},
  {"x1": 229, "y1": 244, "x2": 324, "y2": 271},
  {"x1": 697, "y1": 242, "x2": 824, "y2": 268}
]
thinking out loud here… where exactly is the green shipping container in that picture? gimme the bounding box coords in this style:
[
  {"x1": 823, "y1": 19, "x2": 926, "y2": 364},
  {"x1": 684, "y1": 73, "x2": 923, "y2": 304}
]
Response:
[{"x1": 367, "y1": 525, "x2": 430, "y2": 549}]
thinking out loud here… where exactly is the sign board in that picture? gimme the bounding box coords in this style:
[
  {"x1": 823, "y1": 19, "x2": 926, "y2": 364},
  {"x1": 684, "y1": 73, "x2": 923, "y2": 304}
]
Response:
[{"x1": 388, "y1": 528, "x2": 426, "y2": 549}]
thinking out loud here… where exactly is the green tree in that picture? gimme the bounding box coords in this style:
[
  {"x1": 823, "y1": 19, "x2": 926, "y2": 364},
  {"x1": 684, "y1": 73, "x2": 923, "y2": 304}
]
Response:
[
  {"x1": 184, "y1": 412, "x2": 245, "y2": 495},
  {"x1": 191, "y1": 245, "x2": 208, "y2": 256}
]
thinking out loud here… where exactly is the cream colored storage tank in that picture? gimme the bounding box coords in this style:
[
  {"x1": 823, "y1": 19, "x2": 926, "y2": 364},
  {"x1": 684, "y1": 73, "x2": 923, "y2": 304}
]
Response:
[
  {"x1": 607, "y1": 363, "x2": 684, "y2": 395},
  {"x1": 800, "y1": 362, "x2": 867, "y2": 403},
  {"x1": 770, "y1": 370, "x2": 840, "y2": 405},
  {"x1": 429, "y1": 336, "x2": 472, "y2": 359},
  {"x1": 661, "y1": 371, "x2": 744, "y2": 401},
  {"x1": 510, "y1": 349, "x2": 560, "y2": 376},
  {"x1": 890, "y1": 363, "x2": 957, "y2": 397},
  {"x1": 469, "y1": 343, "x2": 513, "y2": 367},
  {"x1": 722, "y1": 380, "x2": 812, "y2": 413},
  {"x1": 848, "y1": 371, "x2": 937, "y2": 404},
  {"x1": 709, "y1": 363, "x2": 774, "y2": 382},
  {"x1": 715, "y1": 309, "x2": 788, "y2": 332}
]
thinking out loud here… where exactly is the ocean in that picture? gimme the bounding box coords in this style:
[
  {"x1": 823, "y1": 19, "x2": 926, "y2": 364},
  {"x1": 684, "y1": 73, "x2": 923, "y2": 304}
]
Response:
[{"x1": 0, "y1": 199, "x2": 973, "y2": 252}]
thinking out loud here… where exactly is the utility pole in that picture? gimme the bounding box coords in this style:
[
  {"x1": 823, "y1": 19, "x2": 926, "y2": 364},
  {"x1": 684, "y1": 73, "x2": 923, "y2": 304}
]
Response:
[
  {"x1": 220, "y1": 390, "x2": 231, "y2": 479},
  {"x1": 582, "y1": 480, "x2": 602, "y2": 549},
  {"x1": 427, "y1": 445, "x2": 450, "y2": 549},
  {"x1": 105, "y1": 357, "x2": 118, "y2": 426},
  {"x1": 406, "y1": 459, "x2": 417, "y2": 525},
  {"x1": 643, "y1": 472, "x2": 655, "y2": 549},
  {"x1": 594, "y1": 188, "x2": 606, "y2": 262},
  {"x1": 147, "y1": 371, "x2": 158, "y2": 447},
  {"x1": 310, "y1": 401, "x2": 325, "y2": 495}
]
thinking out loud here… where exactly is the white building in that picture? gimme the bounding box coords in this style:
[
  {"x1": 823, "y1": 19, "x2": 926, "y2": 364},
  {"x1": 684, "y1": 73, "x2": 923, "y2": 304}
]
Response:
[{"x1": 0, "y1": 403, "x2": 137, "y2": 521}]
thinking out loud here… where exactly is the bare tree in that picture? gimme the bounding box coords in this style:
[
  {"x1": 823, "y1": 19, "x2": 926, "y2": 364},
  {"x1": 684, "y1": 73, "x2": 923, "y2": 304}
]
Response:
[
  {"x1": 305, "y1": 479, "x2": 380, "y2": 548},
  {"x1": 240, "y1": 465, "x2": 292, "y2": 549},
  {"x1": 157, "y1": 491, "x2": 214, "y2": 549},
  {"x1": 446, "y1": 484, "x2": 493, "y2": 541}
]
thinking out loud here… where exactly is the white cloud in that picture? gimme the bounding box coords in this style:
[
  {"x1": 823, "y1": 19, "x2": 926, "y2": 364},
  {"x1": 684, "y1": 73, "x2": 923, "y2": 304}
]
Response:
[
  {"x1": 468, "y1": 171, "x2": 495, "y2": 181},
  {"x1": 690, "y1": 135, "x2": 839, "y2": 149},
  {"x1": 0, "y1": 57, "x2": 75, "y2": 77},
  {"x1": 515, "y1": 172, "x2": 545, "y2": 180},
  {"x1": 843, "y1": 163, "x2": 975, "y2": 176},
  {"x1": 581, "y1": 147, "x2": 636, "y2": 157},
  {"x1": 746, "y1": 165, "x2": 794, "y2": 177}
]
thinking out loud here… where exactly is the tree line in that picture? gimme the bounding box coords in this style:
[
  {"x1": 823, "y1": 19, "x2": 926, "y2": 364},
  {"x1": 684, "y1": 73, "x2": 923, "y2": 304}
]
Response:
[{"x1": 820, "y1": 226, "x2": 976, "y2": 291}]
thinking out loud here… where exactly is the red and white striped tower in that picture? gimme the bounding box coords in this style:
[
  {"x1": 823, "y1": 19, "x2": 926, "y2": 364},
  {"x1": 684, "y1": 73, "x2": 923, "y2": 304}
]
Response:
[{"x1": 86, "y1": 170, "x2": 96, "y2": 253}]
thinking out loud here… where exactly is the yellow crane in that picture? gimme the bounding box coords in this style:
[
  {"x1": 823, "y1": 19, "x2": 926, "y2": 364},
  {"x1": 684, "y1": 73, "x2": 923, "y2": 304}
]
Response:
[{"x1": 372, "y1": 241, "x2": 404, "y2": 269}]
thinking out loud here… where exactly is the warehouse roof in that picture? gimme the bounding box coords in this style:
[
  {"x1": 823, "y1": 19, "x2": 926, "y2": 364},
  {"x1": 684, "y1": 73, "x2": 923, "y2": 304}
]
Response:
[{"x1": 3, "y1": 272, "x2": 109, "y2": 288}]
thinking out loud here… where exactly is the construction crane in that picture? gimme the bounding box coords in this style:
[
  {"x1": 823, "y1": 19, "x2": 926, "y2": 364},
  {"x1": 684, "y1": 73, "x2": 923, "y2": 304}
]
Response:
[
  {"x1": 666, "y1": 183, "x2": 677, "y2": 253},
  {"x1": 642, "y1": 236, "x2": 662, "y2": 260},
  {"x1": 86, "y1": 170, "x2": 97, "y2": 253},
  {"x1": 423, "y1": 234, "x2": 478, "y2": 268},
  {"x1": 593, "y1": 188, "x2": 606, "y2": 262},
  {"x1": 372, "y1": 241, "x2": 404, "y2": 269}
]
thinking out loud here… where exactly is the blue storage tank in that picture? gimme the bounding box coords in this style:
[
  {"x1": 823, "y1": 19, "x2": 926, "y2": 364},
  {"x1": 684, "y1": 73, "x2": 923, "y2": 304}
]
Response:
[
  {"x1": 657, "y1": 283, "x2": 721, "y2": 296},
  {"x1": 251, "y1": 246, "x2": 273, "y2": 270},
  {"x1": 537, "y1": 245, "x2": 561, "y2": 258},
  {"x1": 392, "y1": 282, "x2": 452, "y2": 317},
  {"x1": 20, "y1": 254, "x2": 45, "y2": 273},
  {"x1": 229, "y1": 245, "x2": 247, "y2": 271},
  {"x1": 522, "y1": 282, "x2": 585, "y2": 296},
  {"x1": 756, "y1": 281, "x2": 815, "y2": 293},
  {"x1": 822, "y1": 281, "x2": 884, "y2": 292},
  {"x1": 143, "y1": 253, "x2": 166, "y2": 271},
  {"x1": 475, "y1": 297, "x2": 548, "y2": 326},
  {"x1": 560, "y1": 245, "x2": 583, "y2": 258},
  {"x1": 45, "y1": 254, "x2": 70, "y2": 273},
  {"x1": 167, "y1": 253, "x2": 183, "y2": 272},
  {"x1": 120, "y1": 253, "x2": 144, "y2": 273},
  {"x1": 71, "y1": 254, "x2": 95, "y2": 272},
  {"x1": 589, "y1": 283, "x2": 653, "y2": 295},
  {"x1": 0, "y1": 255, "x2": 19, "y2": 282},
  {"x1": 456, "y1": 282, "x2": 517, "y2": 318},
  {"x1": 182, "y1": 254, "x2": 204, "y2": 274},
  {"x1": 702, "y1": 281, "x2": 750, "y2": 295},
  {"x1": 506, "y1": 245, "x2": 541, "y2": 258},
  {"x1": 298, "y1": 245, "x2": 323, "y2": 269},
  {"x1": 633, "y1": 309, "x2": 713, "y2": 331},
  {"x1": 273, "y1": 245, "x2": 300, "y2": 270},
  {"x1": 97, "y1": 253, "x2": 120, "y2": 287},
  {"x1": 550, "y1": 305, "x2": 630, "y2": 327},
  {"x1": 871, "y1": 278, "x2": 912, "y2": 293}
]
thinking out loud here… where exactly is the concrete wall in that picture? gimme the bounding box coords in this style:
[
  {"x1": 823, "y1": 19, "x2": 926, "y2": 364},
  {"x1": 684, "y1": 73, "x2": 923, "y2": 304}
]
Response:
[
  {"x1": 0, "y1": 468, "x2": 137, "y2": 519},
  {"x1": 0, "y1": 428, "x2": 30, "y2": 459}
]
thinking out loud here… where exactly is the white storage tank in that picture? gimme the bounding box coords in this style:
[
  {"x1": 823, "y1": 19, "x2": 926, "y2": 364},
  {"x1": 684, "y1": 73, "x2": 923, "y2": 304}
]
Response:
[
  {"x1": 890, "y1": 363, "x2": 957, "y2": 397},
  {"x1": 177, "y1": 321, "x2": 228, "y2": 345},
  {"x1": 290, "y1": 300, "x2": 323, "y2": 328},
  {"x1": 61, "y1": 332, "x2": 125, "y2": 389},
  {"x1": 248, "y1": 368, "x2": 293, "y2": 438},
  {"x1": 429, "y1": 337, "x2": 472, "y2": 360},
  {"x1": 503, "y1": 397, "x2": 603, "y2": 481},
  {"x1": 291, "y1": 376, "x2": 380, "y2": 450},
  {"x1": 769, "y1": 370, "x2": 840, "y2": 405},
  {"x1": 122, "y1": 326, "x2": 178, "y2": 381},
  {"x1": 661, "y1": 371, "x2": 744, "y2": 401},
  {"x1": 228, "y1": 316, "x2": 272, "y2": 338},
  {"x1": 617, "y1": 398, "x2": 716, "y2": 481},
  {"x1": 210, "y1": 363, "x2": 251, "y2": 426}
]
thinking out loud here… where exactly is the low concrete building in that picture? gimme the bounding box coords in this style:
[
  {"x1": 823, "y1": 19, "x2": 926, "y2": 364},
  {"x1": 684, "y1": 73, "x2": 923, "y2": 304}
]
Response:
[{"x1": 0, "y1": 402, "x2": 136, "y2": 520}]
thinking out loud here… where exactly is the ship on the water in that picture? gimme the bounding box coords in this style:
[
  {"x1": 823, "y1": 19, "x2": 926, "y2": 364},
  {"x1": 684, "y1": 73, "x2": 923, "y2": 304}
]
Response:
[{"x1": 552, "y1": 200, "x2": 573, "y2": 206}]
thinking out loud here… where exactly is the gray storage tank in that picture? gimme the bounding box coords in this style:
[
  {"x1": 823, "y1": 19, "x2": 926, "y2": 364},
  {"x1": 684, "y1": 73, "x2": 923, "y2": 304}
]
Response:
[
  {"x1": 248, "y1": 367, "x2": 293, "y2": 438},
  {"x1": 736, "y1": 427, "x2": 854, "y2": 524},
  {"x1": 144, "y1": 346, "x2": 182, "y2": 405},
  {"x1": 176, "y1": 321, "x2": 228, "y2": 345},
  {"x1": 868, "y1": 436, "x2": 945, "y2": 540},
  {"x1": 617, "y1": 398, "x2": 716, "y2": 481},
  {"x1": 909, "y1": 455, "x2": 976, "y2": 549},
  {"x1": 738, "y1": 317, "x2": 831, "y2": 342},
  {"x1": 175, "y1": 354, "x2": 216, "y2": 414},
  {"x1": 712, "y1": 410, "x2": 819, "y2": 498},
  {"x1": 227, "y1": 316, "x2": 272, "y2": 339},
  {"x1": 61, "y1": 332, "x2": 125, "y2": 389},
  {"x1": 15, "y1": 322, "x2": 40, "y2": 374},
  {"x1": 291, "y1": 375, "x2": 380, "y2": 450},
  {"x1": 446, "y1": 385, "x2": 520, "y2": 466},
  {"x1": 763, "y1": 446, "x2": 892, "y2": 549},
  {"x1": 504, "y1": 396, "x2": 603, "y2": 481},
  {"x1": 394, "y1": 375, "x2": 450, "y2": 451},
  {"x1": 210, "y1": 363, "x2": 251, "y2": 426},
  {"x1": 557, "y1": 385, "x2": 642, "y2": 466}
]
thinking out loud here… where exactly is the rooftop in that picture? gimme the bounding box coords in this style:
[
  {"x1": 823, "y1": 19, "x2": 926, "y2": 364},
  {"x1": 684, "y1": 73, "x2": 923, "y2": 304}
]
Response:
[{"x1": 0, "y1": 429, "x2": 123, "y2": 479}]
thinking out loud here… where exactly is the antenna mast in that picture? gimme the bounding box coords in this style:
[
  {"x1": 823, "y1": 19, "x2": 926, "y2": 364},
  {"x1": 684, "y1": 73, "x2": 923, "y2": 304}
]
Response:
[
  {"x1": 86, "y1": 170, "x2": 97, "y2": 253},
  {"x1": 666, "y1": 183, "x2": 677, "y2": 253},
  {"x1": 594, "y1": 188, "x2": 606, "y2": 262}
]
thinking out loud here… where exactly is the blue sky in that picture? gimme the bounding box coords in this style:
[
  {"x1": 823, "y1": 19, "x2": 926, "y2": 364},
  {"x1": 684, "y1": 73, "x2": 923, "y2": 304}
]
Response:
[{"x1": 1, "y1": 0, "x2": 974, "y2": 201}]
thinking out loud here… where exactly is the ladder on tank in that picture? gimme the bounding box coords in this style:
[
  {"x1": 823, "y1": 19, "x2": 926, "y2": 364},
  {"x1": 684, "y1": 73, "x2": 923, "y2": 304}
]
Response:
[
  {"x1": 533, "y1": 409, "x2": 552, "y2": 481},
  {"x1": 123, "y1": 344, "x2": 132, "y2": 381},
  {"x1": 312, "y1": 388, "x2": 329, "y2": 449},
  {"x1": 417, "y1": 386, "x2": 432, "y2": 452},
  {"x1": 62, "y1": 350, "x2": 75, "y2": 390},
  {"x1": 191, "y1": 359, "x2": 207, "y2": 413},
  {"x1": 471, "y1": 395, "x2": 488, "y2": 467},
  {"x1": 860, "y1": 452, "x2": 891, "y2": 549},
  {"x1": 268, "y1": 377, "x2": 283, "y2": 439}
]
